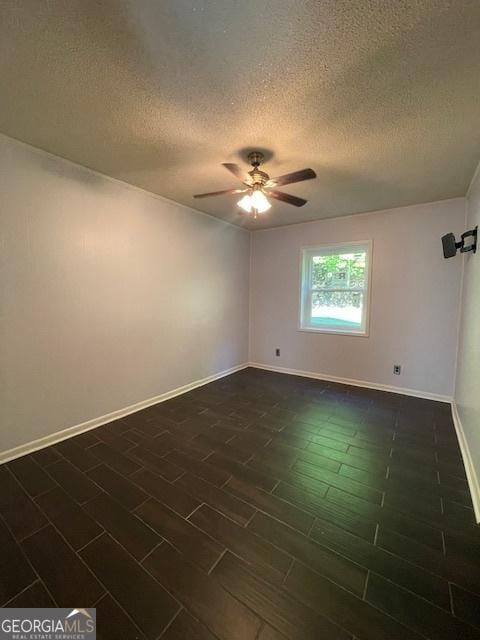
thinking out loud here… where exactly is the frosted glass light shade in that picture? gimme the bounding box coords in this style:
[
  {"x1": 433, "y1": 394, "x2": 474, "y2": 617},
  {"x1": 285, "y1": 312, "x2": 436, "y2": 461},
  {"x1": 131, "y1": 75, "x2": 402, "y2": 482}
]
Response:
[
  {"x1": 238, "y1": 190, "x2": 271, "y2": 214},
  {"x1": 250, "y1": 190, "x2": 271, "y2": 213}
]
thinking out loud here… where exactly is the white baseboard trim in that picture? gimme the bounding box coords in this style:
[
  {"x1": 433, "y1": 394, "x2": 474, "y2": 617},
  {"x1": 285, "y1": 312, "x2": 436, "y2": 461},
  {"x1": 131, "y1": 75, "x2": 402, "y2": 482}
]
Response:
[
  {"x1": 0, "y1": 362, "x2": 249, "y2": 465},
  {"x1": 248, "y1": 362, "x2": 452, "y2": 403},
  {"x1": 451, "y1": 401, "x2": 480, "y2": 523}
]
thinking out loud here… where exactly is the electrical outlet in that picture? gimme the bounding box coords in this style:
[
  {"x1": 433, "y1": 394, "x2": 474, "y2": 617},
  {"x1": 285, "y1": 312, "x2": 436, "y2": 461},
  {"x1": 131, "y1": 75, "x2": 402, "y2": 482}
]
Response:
[
  {"x1": 393, "y1": 364, "x2": 401, "y2": 375},
  {"x1": 275, "y1": 348, "x2": 280, "y2": 357}
]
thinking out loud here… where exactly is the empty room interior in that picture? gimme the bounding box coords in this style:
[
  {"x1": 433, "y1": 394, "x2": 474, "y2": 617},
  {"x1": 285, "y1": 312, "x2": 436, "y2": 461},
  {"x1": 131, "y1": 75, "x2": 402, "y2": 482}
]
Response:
[{"x1": 1, "y1": 2, "x2": 480, "y2": 639}]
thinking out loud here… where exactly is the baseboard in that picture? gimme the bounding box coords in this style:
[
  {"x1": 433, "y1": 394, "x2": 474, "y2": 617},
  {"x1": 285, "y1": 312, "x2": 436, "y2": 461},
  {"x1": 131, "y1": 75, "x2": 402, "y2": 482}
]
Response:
[
  {"x1": 451, "y1": 401, "x2": 480, "y2": 523},
  {"x1": 0, "y1": 363, "x2": 249, "y2": 465},
  {"x1": 248, "y1": 362, "x2": 452, "y2": 403}
]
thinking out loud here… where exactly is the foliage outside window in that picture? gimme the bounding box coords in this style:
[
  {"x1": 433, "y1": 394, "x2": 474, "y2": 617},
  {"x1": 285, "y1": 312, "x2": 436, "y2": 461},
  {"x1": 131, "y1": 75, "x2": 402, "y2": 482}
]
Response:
[{"x1": 299, "y1": 241, "x2": 372, "y2": 335}]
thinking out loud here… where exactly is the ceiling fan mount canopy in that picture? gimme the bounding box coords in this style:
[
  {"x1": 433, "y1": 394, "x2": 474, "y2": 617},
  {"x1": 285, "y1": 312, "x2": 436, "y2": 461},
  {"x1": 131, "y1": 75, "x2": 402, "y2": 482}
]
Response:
[
  {"x1": 247, "y1": 151, "x2": 264, "y2": 168},
  {"x1": 193, "y1": 151, "x2": 316, "y2": 218}
]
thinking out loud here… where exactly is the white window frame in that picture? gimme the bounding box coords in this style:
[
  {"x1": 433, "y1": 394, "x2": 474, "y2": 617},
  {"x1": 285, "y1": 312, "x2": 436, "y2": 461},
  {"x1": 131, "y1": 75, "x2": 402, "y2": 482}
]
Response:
[{"x1": 298, "y1": 240, "x2": 372, "y2": 337}]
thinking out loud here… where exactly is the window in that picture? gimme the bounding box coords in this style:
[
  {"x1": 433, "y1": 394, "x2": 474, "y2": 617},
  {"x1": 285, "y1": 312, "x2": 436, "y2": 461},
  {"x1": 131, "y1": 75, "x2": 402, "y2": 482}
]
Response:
[{"x1": 299, "y1": 241, "x2": 372, "y2": 335}]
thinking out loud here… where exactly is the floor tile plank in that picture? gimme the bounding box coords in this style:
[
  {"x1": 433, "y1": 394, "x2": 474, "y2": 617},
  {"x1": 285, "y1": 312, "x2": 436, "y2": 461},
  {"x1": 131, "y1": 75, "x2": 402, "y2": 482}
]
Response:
[
  {"x1": 165, "y1": 449, "x2": 230, "y2": 486},
  {"x1": 273, "y1": 481, "x2": 376, "y2": 542},
  {"x1": 55, "y1": 438, "x2": 101, "y2": 471},
  {"x1": 7, "y1": 455, "x2": 57, "y2": 497},
  {"x1": 95, "y1": 593, "x2": 147, "y2": 640},
  {"x1": 311, "y1": 519, "x2": 451, "y2": 609},
  {"x1": 0, "y1": 519, "x2": 36, "y2": 606},
  {"x1": 376, "y1": 526, "x2": 480, "y2": 594},
  {"x1": 22, "y1": 525, "x2": 104, "y2": 607},
  {"x1": 0, "y1": 466, "x2": 47, "y2": 540},
  {"x1": 135, "y1": 497, "x2": 224, "y2": 572},
  {"x1": 175, "y1": 472, "x2": 255, "y2": 526},
  {"x1": 36, "y1": 486, "x2": 103, "y2": 550},
  {"x1": 130, "y1": 468, "x2": 200, "y2": 518},
  {"x1": 286, "y1": 560, "x2": 424, "y2": 640},
  {"x1": 89, "y1": 442, "x2": 141, "y2": 476},
  {"x1": 4, "y1": 581, "x2": 55, "y2": 608},
  {"x1": 224, "y1": 475, "x2": 314, "y2": 534},
  {"x1": 207, "y1": 452, "x2": 277, "y2": 491},
  {"x1": 161, "y1": 609, "x2": 218, "y2": 640},
  {"x1": 189, "y1": 504, "x2": 291, "y2": 583},
  {"x1": 366, "y1": 572, "x2": 480, "y2": 640},
  {"x1": 30, "y1": 447, "x2": 62, "y2": 467},
  {"x1": 126, "y1": 446, "x2": 184, "y2": 482},
  {"x1": 87, "y1": 464, "x2": 148, "y2": 510},
  {"x1": 83, "y1": 492, "x2": 159, "y2": 561},
  {"x1": 248, "y1": 511, "x2": 367, "y2": 596},
  {"x1": 451, "y1": 584, "x2": 480, "y2": 630},
  {"x1": 80, "y1": 533, "x2": 179, "y2": 640},
  {"x1": 213, "y1": 550, "x2": 350, "y2": 640},
  {"x1": 46, "y1": 459, "x2": 102, "y2": 504},
  {"x1": 143, "y1": 542, "x2": 262, "y2": 640}
]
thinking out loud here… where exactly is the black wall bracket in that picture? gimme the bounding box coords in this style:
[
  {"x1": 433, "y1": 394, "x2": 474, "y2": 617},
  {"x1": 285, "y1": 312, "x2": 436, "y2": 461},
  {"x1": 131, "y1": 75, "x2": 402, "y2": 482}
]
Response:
[{"x1": 442, "y1": 226, "x2": 478, "y2": 259}]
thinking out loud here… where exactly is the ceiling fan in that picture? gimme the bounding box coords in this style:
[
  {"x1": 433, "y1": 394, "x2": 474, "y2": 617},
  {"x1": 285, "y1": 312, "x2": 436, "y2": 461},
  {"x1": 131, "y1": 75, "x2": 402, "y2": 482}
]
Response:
[{"x1": 193, "y1": 152, "x2": 316, "y2": 218}]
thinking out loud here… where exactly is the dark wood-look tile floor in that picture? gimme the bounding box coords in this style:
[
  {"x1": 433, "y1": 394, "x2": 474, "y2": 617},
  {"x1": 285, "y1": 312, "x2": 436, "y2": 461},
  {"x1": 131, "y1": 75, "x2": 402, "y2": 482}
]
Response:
[{"x1": 1, "y1": 367, "x2": 480, "y2": 639}]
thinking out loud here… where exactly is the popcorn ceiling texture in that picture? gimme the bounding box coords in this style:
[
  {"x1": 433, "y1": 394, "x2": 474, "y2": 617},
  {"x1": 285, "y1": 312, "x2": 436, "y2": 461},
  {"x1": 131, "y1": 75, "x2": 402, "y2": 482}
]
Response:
[{"x1": 1, "y1": 0, "x2": 479, "y2": 229}]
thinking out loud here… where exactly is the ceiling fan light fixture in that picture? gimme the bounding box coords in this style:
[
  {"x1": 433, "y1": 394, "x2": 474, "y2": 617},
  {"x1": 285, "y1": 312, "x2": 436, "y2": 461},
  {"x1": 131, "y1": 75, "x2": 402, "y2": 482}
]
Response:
[
  {"x1": 237, "y1": 194, "x2": 252, "y2": 213},
  {"x1": 194, "y1": 151, "x2": 316, "y2": 215},
  {"x1": 250, "y1": 189, "x2": 271, "y2": 213}
]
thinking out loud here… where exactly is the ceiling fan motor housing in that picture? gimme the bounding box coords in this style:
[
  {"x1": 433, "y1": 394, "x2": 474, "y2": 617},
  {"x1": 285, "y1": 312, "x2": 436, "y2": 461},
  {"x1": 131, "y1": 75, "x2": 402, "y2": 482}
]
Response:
[
  {"x1": 247, "y1": 152, "x2": 270, "y2": 187},
  {"x1": 248, "y1": 168, "x2": 270, "y2": 186}
]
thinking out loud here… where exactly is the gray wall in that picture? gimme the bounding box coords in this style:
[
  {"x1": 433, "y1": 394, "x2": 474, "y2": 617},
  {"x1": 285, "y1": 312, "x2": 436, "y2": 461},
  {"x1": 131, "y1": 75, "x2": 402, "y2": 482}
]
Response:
[
  {"x1": 0, "y1": 135, "x2": 250, "y2": 455},
  {"x1": 250, "y1": 199, "x2": 465, "y2": 397},
  {"x1": 455, "y1": 163, "x2": 480, "y2": 501}
]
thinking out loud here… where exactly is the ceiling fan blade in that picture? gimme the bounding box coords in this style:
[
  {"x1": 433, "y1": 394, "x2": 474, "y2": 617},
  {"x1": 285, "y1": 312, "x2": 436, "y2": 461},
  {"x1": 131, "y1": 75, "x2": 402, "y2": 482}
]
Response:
[
  {"x1": 267, "y1": 168, "x2": 316, "y2": 187},
  {"x1": 193, "y1": 188, "x2": 246, "y2": 199},
  {"x1": 222, "y1": 163, "x2": 249, "y2": 182},
  {"x1": 268, "y1": 189, "x2": 307, "y2": 207}
]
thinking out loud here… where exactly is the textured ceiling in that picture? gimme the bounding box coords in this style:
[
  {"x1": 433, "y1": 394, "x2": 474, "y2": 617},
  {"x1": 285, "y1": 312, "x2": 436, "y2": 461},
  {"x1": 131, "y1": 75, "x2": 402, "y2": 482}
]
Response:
[{"x1": 1, "y1": 1, "x2": 480, "y2": 229}]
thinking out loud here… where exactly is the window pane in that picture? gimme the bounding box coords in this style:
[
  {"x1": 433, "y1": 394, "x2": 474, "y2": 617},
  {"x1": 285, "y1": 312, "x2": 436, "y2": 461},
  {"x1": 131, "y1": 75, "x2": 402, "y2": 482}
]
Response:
[
  {"x1": 310, "y1": 291, "x2": 364, "y2": 329},
  {"x1": 311, "y1": 252, "x2": 366, "y2": 290}
]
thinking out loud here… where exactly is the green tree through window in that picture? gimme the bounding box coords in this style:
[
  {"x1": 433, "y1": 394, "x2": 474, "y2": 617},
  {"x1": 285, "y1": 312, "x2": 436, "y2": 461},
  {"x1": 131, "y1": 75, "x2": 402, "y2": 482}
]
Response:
[
  {"x1": 312, "y1": 253, "x2": 365, "y2": 308},
  {"x1": 300, "y1": 243, "x2": 371, "y2": 334}
]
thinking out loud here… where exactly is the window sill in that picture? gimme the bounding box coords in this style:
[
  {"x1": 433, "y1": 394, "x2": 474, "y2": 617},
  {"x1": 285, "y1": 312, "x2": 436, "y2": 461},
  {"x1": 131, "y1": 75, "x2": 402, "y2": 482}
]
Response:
[{"x1": 297, "y1": 326, "x2": 369, "y2": 337}]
